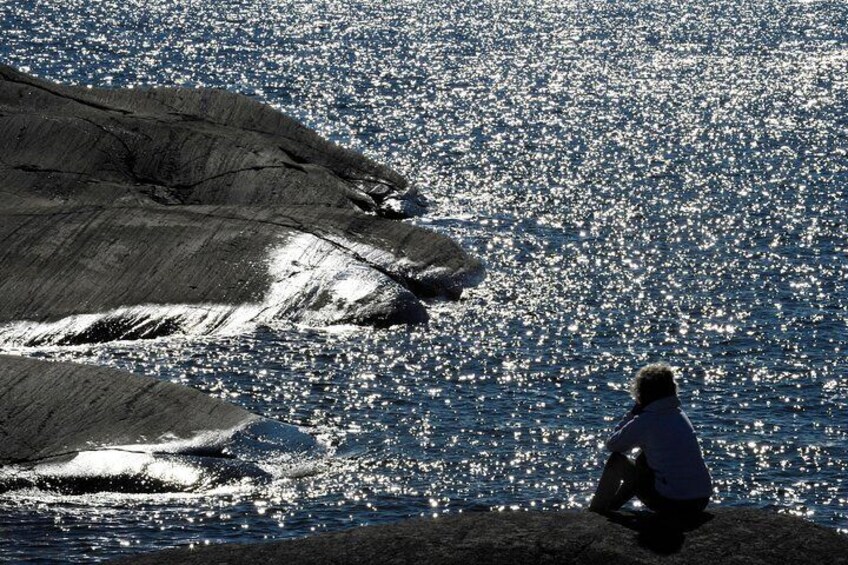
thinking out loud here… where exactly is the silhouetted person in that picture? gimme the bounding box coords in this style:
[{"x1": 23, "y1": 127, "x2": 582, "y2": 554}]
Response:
[{"x1": 589, "y1": 364, "x2": 711, "y2": 515}]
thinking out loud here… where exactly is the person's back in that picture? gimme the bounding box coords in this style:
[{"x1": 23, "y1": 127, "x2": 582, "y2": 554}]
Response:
[
  {"x1": 609, "y1": 395, "x2": 711, "y2": 500},
  {"x1": 590, "y1": 364, "x2": 711, "y2": 514}
]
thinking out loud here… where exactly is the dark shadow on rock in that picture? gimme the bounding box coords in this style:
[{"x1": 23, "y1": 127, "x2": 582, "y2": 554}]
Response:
[{"x1": 604, "y1": 510, "x2": 714, "y2": 555}]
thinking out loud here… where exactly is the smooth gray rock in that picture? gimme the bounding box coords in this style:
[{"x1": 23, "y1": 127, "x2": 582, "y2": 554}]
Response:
[
  {"x1": 115, "y1": 508, "x2": 848, "y2": 565},
  {"x1": 0, "y1": 355, "x2": 320, "y2": 493},
  {"x1": 0, "y1": 66, "x2": 483, "y2": 345},
  {"x1": 0, "y1": 354, "x2": 256, "y2": 465}
]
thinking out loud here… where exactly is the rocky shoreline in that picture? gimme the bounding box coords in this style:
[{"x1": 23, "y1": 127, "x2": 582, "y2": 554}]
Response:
[
  {"x1": 0, "y1": 65, "x2": 483, "y2": 346},
  {"x1": 0, "y1": 67, "x2": 481, "y2": 491},
  {"x1": 115, "y1": 508, "x2": 848, "y2": 565},
  {"x1": 4, "y1": 69, "x2": 843, "y2": 565}
]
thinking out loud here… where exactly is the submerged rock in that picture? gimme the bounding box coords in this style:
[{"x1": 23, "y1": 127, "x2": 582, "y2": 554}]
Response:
[
  {"x1": 0, "y1": 66, "x2": 483, "y2": 345},
  {"x1": 117, "y1": 508, "x2": 848, "y2": 565},
  {"x1": 0, "y1": 355, "x2": 319, "y2": 493}
]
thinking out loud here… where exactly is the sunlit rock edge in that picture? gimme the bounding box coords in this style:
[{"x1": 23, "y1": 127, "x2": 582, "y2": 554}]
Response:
[
  {"x1": 0, "y1": 65, "x2": 484, "y2": 347},
  {"x1": 0, "y1": 355, "x2": 323, "y2": 494}
]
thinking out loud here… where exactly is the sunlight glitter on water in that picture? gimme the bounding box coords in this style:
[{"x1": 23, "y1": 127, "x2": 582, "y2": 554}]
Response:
[{"x1": 2, "y1": 0, "x2": 848, "y2": 561}]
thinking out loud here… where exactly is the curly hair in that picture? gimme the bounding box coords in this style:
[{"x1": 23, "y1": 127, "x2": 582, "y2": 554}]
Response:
[{"x1": 630, "y1": 364, "x2": 678, "y2": 406}]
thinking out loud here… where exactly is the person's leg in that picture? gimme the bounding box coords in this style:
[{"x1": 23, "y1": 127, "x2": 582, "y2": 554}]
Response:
[
  {"x1": 589, "y1": 452, "x2": 638, "y2": 512},
  {"x1": 633, "y1": 451, "x2": 662, "y2": 511},
  {"x1": 632, "y1": 453, "x2": 710, "y2": 517}
]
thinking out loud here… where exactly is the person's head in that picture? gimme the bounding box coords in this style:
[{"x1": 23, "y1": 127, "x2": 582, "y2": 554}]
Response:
[{"x1": 630, "y1": 363, "x2": 678, "y2": 406}]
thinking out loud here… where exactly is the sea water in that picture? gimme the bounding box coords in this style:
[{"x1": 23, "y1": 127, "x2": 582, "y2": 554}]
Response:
[{"x1": 0, "y1": 0, "x2": 846, "y2": 561}]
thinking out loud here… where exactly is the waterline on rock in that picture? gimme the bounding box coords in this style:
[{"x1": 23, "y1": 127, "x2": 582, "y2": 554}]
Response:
[{"x1": 0, "y1": 233, "x2": 422, "y2": 347}]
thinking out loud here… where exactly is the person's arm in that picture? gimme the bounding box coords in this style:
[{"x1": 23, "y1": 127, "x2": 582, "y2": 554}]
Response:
[
  {"x1": 606, "y1": 405, "x2": 644, "y2": 452},
  {"x1": 611, "y1": 403, "x2": 642, "y2": 431}
]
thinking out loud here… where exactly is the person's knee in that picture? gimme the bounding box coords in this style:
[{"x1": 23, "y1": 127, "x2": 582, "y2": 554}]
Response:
[{"x1": 605, "y1": 452, "x2": 629, "y2": 469}]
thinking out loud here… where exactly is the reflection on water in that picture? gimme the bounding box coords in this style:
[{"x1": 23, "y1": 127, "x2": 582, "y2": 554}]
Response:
[{"x1": 1, "y1": 0, "x2": 848, "y2": 561}]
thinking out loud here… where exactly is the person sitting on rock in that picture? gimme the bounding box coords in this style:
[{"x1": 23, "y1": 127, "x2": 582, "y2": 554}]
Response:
[{"x1": 589, "y1": 363, "x2": 712, "y2": 514}]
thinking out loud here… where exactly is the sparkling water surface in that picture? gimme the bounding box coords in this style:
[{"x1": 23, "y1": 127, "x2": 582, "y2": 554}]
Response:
[{"x1": 1, "y1": 0, "x2": 847, "y2": 561}]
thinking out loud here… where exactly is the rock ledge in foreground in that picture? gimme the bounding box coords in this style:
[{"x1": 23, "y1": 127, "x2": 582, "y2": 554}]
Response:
[{"x1": 116, "y1": 508, "x2": 848, "y2": 565}]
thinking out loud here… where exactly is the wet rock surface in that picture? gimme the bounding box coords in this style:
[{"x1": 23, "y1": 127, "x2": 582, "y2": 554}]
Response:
[
  {"x1": 117, "y1": 508, "x2": 848, "y2": 565},
  {"x1": 0, "y1": 66, "x2": 483, "y2": 344}
]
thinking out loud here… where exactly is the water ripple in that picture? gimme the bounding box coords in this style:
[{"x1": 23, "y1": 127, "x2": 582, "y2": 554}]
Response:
[{"x1": 1, "y1": 0, "x2": 847, "y2": 561}]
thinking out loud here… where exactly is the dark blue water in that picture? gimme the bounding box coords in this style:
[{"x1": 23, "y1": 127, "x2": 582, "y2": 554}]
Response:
[{"x1": 1, "y1": 0, "x2": 847, "y2": 561}]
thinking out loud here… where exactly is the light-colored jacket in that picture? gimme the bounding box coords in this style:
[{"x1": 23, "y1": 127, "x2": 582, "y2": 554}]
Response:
[{"x1": 606, "y1": 396, "x2": 712, "y2": 500}]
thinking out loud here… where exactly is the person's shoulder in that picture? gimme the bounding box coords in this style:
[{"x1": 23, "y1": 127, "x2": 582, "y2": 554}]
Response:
[{"x1": 643, "y1": 396, "x2": 680, "y2": 413}]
